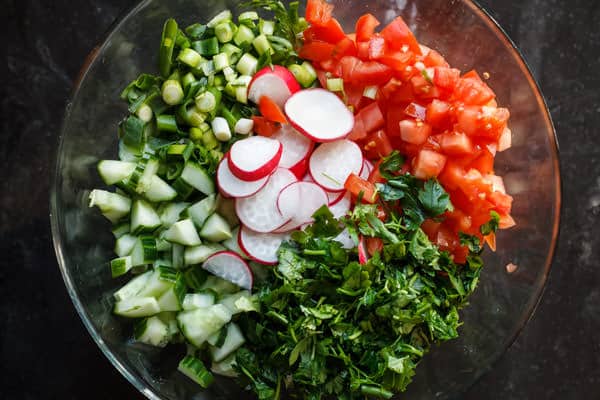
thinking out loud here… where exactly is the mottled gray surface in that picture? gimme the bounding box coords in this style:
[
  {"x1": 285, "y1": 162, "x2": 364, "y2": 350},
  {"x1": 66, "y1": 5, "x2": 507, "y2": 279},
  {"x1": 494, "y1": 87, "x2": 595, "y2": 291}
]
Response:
[{"x1": 2, "y1": 0, "x2": 599, "y2": 399}]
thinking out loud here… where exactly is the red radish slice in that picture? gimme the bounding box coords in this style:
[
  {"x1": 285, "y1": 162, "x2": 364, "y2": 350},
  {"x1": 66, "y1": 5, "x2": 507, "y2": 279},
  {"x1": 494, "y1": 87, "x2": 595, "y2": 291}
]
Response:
[
  {"x1": 302, "y1": 174, "x2": 314, "y2": 182},
  {"x1": 238, "y1": 226, "x2": 290, "y2": 265},
  {"x1": 285, "y1": 89, "x2": 355, "y2": 142},
  {"x1": 329, "y1": 193, "x2": 351, "y2": 219},
  {"x1": 360, "y1": 160, "x2": 374, "y2": 180},
  {"x1": 272, "y1": 125, "x2": 314, "y2": 176},
  {"x1": 235, "y1": 168, "x2": 297, "y2": 233},
  {"x1": 289, "y1": 157, "x2": 310, "y2": 179},
  {"x1": 358, "y1": 237, "x2": 369, "y2": 265},
  {"x1": 202, "y1": 251, "x2": 253, "y2": 290},
  {"x1": 228, "y1": 136, "x2": 283, "y2": 181},
  {"x1": 277, "y1": 181, "x2": 329, "y2": 225},
  {"x1": 272, "y1": 219, "x2": 302, "y2": 233},
  {"x1": 248, "y1": 66, "x2": 301, "y2": 109},
  {"x1": 217, "y1": 155, "x2": 269, "y2": 198},
  {"x1": 334, "y1": 228, "x2": 355, "y2": 249},
  {"x1": 309, "y1": 140, "x2": 363, "y2": 191},
  {"x1": 327, "y1": 190, "x2": 346, "y2": 205}
]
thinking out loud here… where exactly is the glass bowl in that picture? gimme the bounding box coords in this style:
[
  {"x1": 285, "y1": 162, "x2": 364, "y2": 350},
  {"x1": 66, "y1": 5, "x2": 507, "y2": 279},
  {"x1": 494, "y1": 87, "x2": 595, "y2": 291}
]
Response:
[{"x1": 50, "y1": 0, "x2": 560, "y2": 399}]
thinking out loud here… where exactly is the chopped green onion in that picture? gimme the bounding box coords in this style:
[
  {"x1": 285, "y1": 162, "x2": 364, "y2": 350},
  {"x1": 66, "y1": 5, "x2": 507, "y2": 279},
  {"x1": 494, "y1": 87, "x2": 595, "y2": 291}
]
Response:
[
  {"x1": 238, "y1": 11, "x2": 259, "y2": 21},
  {"x1": 181, "y1": 72, "x2": 196, "y2": 89},
  {"x1": 221, "y1": 43, "x2": 242, "y2": 64},
  {"x1": 178, "y1": 355, "x2": 214, "y2": 388},
  {"x1": 327, "y1": 78, "x2": 344, "y2": 92},
  {"x1": 201, "y1": 60, "x2": 215, "y2": 76},
  {"x1": 159, "y1": 19, "x2": 178, "y2": 78},
  {"x1": 194, "y1": 37, "x2": 219, "y2": 56},
  {"x1": 211, "y1": 117, "x2": 232, "y2": 141},
  {"x1": 236, "y1": 53, "x2": 258, "y2": 76},
  {"x1": 189, "y1": 127, "x2": 203, "y2": 142},
  {"x1": 259, "y1": 19, "x2": 275, "y2": 36},
  {"x1": 252, "y1": 34, "x2": 273, "y2": 56},
  {"x1": 234, "y1": 118, "x2": 254, "y2": 135},
  {"x1": 156, "y1": 114, "x2": 178, "y2": 133},
  {"x1": 233, "y1": 25, "x2": 256, "y2": 47},
  {"x1": 162, "y1": 80, "x2": 184, "y2": 105},
  {"x1": 235, "y1": 86, "x2": 248, "y2": 104},
  {"x1": 215, "y1": 21, "x2": 236, "y2": 43},
  {"x1": 136, "y1": 103, "x2": 153, "y2": 123},
  {"x1": 177, "y1": 48, "x2": 203, "y2": 68},
  {"x1": 223, "y1": 66, "x2": 237, "y2": 82},
  {"x1": 195, "y1": 91, "x2": 217, "y2": 113},
  {"x1": 363, "y1": 85, "x2": 379, "y2": 99},
  {"x1": 184, "y1": 23, "x2": 206, "y2": 40},
  {"x1": 202, "y1": 129, "x2": 219, "y2": 150},
  {"x1": 288, "y1": 64, "x2": 316, "y2": 88},
  {"x1": 213, "y1": 52, "x2": 229, "y2": 72}
]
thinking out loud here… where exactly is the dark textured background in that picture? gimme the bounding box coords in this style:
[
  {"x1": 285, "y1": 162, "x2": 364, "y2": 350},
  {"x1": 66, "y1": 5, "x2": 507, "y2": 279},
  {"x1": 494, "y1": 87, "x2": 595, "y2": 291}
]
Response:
[{"x1": 3, "y1": 0, "x2": 600, "y2": 399}]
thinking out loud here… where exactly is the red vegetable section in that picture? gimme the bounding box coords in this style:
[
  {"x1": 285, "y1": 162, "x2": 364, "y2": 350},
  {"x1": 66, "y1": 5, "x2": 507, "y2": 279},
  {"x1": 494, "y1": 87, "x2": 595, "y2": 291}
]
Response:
[{"x1": 299, "y1": 11, "x2": 514, "y2": 263}]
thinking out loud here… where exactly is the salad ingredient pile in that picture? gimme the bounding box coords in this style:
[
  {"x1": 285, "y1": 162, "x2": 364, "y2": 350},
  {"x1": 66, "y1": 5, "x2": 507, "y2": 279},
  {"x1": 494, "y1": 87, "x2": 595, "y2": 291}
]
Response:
[{"x1": 88, "y1": 0, "x2": 515, "y2": 398}]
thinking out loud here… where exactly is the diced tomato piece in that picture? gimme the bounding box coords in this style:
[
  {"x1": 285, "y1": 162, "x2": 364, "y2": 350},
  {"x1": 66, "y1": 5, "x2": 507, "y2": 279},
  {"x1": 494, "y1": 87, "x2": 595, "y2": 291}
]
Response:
[
  {"x1": 348, "y1": 115, "x2": 368, "y2": 141},
  {"x1": 438, "y1": 161, "x2": 465, "y2": 190},
  {"x1": 356, "y1": 13, "x2": 380, "y2": 42},
  {"x1": 319, "y1": 58, "x2": 338, "y2": 73},
  {"x1": 404, "y1": 102, "x2": 427, "y2": 120},
  {"x1": 340, "y1": 57, "x2": 394, "y2": 86},
  {"x1": 421, "y1": 219, "x2": 441, "y2": 241},
  {"x1": 315, "y1": 69, "x2": 329, "y2": 88},
  {"x1": 484, "y1": 233, "x2": 497, "y2": 251},
  {"x1": 303, "y1": 18, "x2": 346, "y2": 43},
  {"x1": 344, "y1": 173, "x2": 378, "y2": 203},
  {"x1": 456, "y1": 106, "x2": 481, "y2": 136},
  {"x1": 368, "y1": 160, "x2": 386, "y2": 184},
  {"x1": 306, "y1": 0, "x2": 334, "y2": 27},
  {"x1": 468, "y1": 148, "x2": 494, "y2": 174},
  {"x1": 484, "y1": 174, "x2": 506, "y2": 194},
  {"x1": 366, "y1": 237, "x2": 384, "y2": 256},
  {"x1": 251, "y1": 116, "x2": 280, "y2": 137},
  {"x1": 381, "y1": 78, "x2": 414, "y2": 104},
  {"x1": 259, "y1": 96, "x2": 287, "y2": 124},
  {"x1": 458, "y1": 168, "x2": 493, "y2": 201},
  {"x1": 357, "y1": 102, "x2": 385, "y2": 132},
  {"x1": 439, "y1": 132, "x2": 474, "y2": 156},
  {"x1": 399, "y1": 119, "x2": 431, "y2": 145},
  {"x1": 453, "y1": 72, "x2": 496, "y2": 105},
  {"x1": 379, "y1": 50, "x2": 415, "y2": 74},
  {"x1": 456, "y1": 106, "x2": 509, "y2": 140},
  {"x1": 368, "y1": 36, "x2": 387, "y2": 59},
  {"x1": 488, "y1": 191, "x2": 513, "y2": 215},
  {"x1": 333, "y1": 37, "x2": 358, "y2": 59},
  {"x1": 298, "y1": 40, "x2": 336, "y2": 62},
  {"x1": 412, "y1": 149, "x2": 447, "y2": 179},
  {"x1": 357, "y1": 41, "x2": 370, "y2": 59},
  {"x1": 425, "y1": 99, "x2": 452, "y2": 129},
  {"x1": 347, "y1": 33, "x2": 356, "y2": 42},
  {"x1": 499, "y1": 213, "x2": 516, "y2": 229},
  {"x1": 411, "y1": 74, "x2": 440, "y2": 99},
  {"x1": 364, "y1": 130, "x2": 393, "y2": 158},
  {"x1": 423, "y1": 49, "x2": 449, "y2": 68},
  {"x1": 433, "y1": 67, "x2": 460, "y2": 90},
  {"x1": 380, "y1": 16, "x2": 421, "y2": 55},
  {"x1": 344, "y1": 83, "x2": 365, "y2": 110}
]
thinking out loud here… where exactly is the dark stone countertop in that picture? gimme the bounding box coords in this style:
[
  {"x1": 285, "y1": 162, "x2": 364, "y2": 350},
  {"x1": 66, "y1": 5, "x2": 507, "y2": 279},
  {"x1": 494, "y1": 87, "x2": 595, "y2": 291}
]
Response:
[{"x1": 3, "y1": 0, "x2": 599, "y2": 399}]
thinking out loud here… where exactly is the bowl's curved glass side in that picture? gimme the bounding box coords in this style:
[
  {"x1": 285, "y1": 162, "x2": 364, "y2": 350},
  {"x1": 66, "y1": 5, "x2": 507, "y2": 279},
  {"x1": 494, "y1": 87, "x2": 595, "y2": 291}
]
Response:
[{"x1": 52, "y1": 1, "x2": 559, "y2": 400}]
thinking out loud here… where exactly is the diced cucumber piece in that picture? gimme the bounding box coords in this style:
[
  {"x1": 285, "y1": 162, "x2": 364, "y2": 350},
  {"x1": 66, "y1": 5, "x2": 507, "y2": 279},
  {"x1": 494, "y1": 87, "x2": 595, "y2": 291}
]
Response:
[
  {"x1": 164, "y1": 219, "x2": 202, "y2": 246},
  {"x1": 178, "y1": 355, "x2": 214, "y2": 388},
  {"x1": 89, "y1": 189, "x2": 131, "y2": 224},
  {"x1": 184, "y1": 244, "x2": 225, "y2": 266},
  {"x1": 181, "y1": 162, "x2": 215, "y2": 195},
  {"x1": 222, "y1": 226, "x2": 248, "y2": 259},
  {"x1": 182, "y1": 292, "x2": 215, "y2": 310},
  {"x1": 114, "y1": 296, "x2": 160, "y2": 318},
  {"x1": 200, "y1": 213, "x2": 232, "y2": 242},
  {"x1": 188, "y1": 195, "x2": 217, "y2": 228},
  {"x1": 113, "y1": 270, "x2": 152, "y2": 301},
  {"x1": 133, "y1": 157, "x2": 160, "y2": 194},
  {"x1": 172, "y1": 243, "x2": 185, "y2": 269},
  {"x1": 219, "y1": 290, "x2": 258, "y2": 314},
  {"x1": 111, "y1": 222, "x2": 130, "y2": 239},
  {"x1": 210, "y1": 323, "x2": 245, "y2": 362},
  {"x1": 158, "y1": 311, "x2": 182, "y2": 342},
  {"x1": 157, "y1": 273, "x2": 185, "y2": 312},
  {"x1": 159, "y1": 202, "x2": 190, "y2": 227},
  {"x1": 130, "y1": 200, "x2": 161, "y2": 234},
  {"x1": 137, "y1": 266, "x2": 178, "y2": 298},
  {"x1": 97, "y1": 160, "x2": 136, "y2": 185},
  {"x1": 156, "y1": 239, "x2": 172, "y2": 252},
  {"x1": 134, "y1": 316, "x2": 170, "y2": 347},
  {"x1": 211, "y1": 354, "x2": 238, "y2": 378},
  {"x1": 111, "y1": 256, "x2": 132, "y2": 278},
  {"x1": 207, "y1": 326, "x2": 228, "y2": 347},
  {"x1": 114, "y1": 234, "x2": 137, "y2": 257},
  {"x1": 144, "y1": 175, "x2": 177, "y2": 202},
  {"x1": 183, "y1": 265, "x2": 209, "y2": 290},
  {"x1": 200, "y1": 276, "x2": 239, "y2": 296},
  {"x1": 177, "y1": 304, "x2": 232, "y2": 346},
  {"x1": 130, "y1": 236, "x2": 157, "y2": 267},
  {"x1": 215, "y1": 194, "x2": 239, "y2": 227},
  {"x1": 119, "y1": 140, "x2": 141, "y2": 162}
]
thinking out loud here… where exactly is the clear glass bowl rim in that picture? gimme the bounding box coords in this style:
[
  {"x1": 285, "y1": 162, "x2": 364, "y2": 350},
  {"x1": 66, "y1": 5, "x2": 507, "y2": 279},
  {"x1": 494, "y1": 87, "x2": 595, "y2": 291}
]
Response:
[{"x1": 50, "y1": 1, "x2": 562, "y2": 399}]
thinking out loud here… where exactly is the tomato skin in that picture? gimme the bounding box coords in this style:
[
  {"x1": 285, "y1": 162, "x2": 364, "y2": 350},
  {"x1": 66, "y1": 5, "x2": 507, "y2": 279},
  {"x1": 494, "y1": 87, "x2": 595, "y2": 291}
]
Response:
[
  {"x1": 356, "y1": 13, "x2": 381, "y2": 42},
  {"x1": 306, "y1": 0, "x2": 334, "y2": 27},
  {"x1": 425, "y1": 99, "x2": 452, "y2": 130},
  {"x1": 453, "y1": 73, "x2": 495, "y2": 105},
  {"x1": 381, "y1": 78, "x2": 414, "y2": 104},
  {"x1": 304, "y1": 18, "x2": 346, "y2": 43},
  {"x1": 468, "y1": 148, "x2": 494, "y2": 174},
  {"x1": 456, "y1": 106, "x2": 510, "y2": 140},
  {"x1": 348, "y1": 115, "x2": 368, "y2": 141},
  {"x1": 411, "y1": 74, "x2": 440, "y2": 99},
  {"x1": 251, "y1": 116, "x2": 280, "y2": 137},
  {"x1": 365, "y1": 130, "x2": 393, "y2": 158},
  {"x1": 368, "y1": 160, "x2": 386, "y2": 184},
  {"x1": 412, "y1": 149, "x2": 447, "y2": 179},
  {"x1": 299, "y1": 41, "x2": 336, "y2": 62},
  {"x1": 499, "y1": 213, "x2": 516, "y2": 229},
  {"x1": 344, "y1": 173, "x2": 378, "y2": 203},
  {"x1": 333, "y1": 37, "x2": 358, "y2": 59},
  {"x1": 433, "y1": 67, "x2": 460, "y2": 90},
  {"x1": 399, "y1": 119, "x2": 431, "y2": 145},
  {"x1": 357, "y1": 102, "x2": 385, "y2": 133},
  {"x1": 380, "y1": 16, "x2": 422, "y2": 55},
  {"x1": 423, "y1": 49, "x2": 449, "y2": 68},
  {"x1": 344, "y1": 83, "x2": 365, "y2": 111},
  {"x1": 488, "y1": 191, "x2": 513, "y2": 215},
  {"x1": 341, "y1": 58, "x2": 394, "y2": 86},
  {"x1": 258, "y1": 96, "x2": 287, "y2": 124},
  {"x1": 404, "y1": 102, "x2": 427, "y2": 120},
  {"x1": 440, "y1": 131, "x2": 474, "y2": 156},
  {"x1": 366, "y1": 237, "x2": 384, "y2": 256}
]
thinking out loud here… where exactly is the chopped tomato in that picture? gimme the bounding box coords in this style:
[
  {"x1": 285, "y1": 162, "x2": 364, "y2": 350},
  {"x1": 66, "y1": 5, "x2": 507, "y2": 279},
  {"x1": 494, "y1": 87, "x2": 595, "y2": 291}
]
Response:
[
  {"x1": 488, "y1": 191, "x2": 513, "y2": 215},
  {"x1": 251, "y1": 116, "x2": 280, "y2": 137},
  {"x1": 379, "y1": 50, "x2": 415, "y2": 75},
  {"x1": 344, "y1": 83, "x2": 365, "y2": 111},
  {"x1": 399, "y1": 119, "x2": 431, "y2": 145},
  {"x1": 366, "y1": 237, "x2": 384, "y2": 256},
  {"x1": 339, "y1": 56, "x2": 394, "y2": 85},
  {"x1": 438, "y1": 161, "x2": 465, "y2": 190},
  {"x1": 344, "y1": 173, "x2": 378, "y2": 203},
  {"x1": 381, "y1": 78, "x2": 414, "y2": 104},
  {"x1": 468, "y1": 148, "x2": 494, "y2": 174},
  {"x1": 411, "y1": 74, "x2": 440, "y2": 99},
  {"x1": 368, "y1": 36, "x2": 387, "y2": 60},
  {"x1": 439, "y1": 132, "x2": 474, "y2": 156},
  {"x1": 364, "y1": 130, "x2": 393, "y2": 158},
  {"x1": 456, "y1": 106, "x2": 509, "y2": 140},
  {"x1": 357, "y1": 41, "x2": 370, "y2": 59},
  {"x1": 298, "y1": 40, "x2": 336, "y2": 62},
  {"x1": 499, "y1": 213, "x2": 516, "y2": 229},
  {"x1": 348, "y1": 116, "x2": 367, "y2": 141},
  {"x1": 258, "y1": 96, "x2": 287, "y2": 124},
  {"x1": 404, "y1": 102, "x2": 427, "y2": 120},
  {"x1": 412, "y1": 149, "x2": 447, "y2": 179},
  {"x1": 421, "y1": 219, "x2": 441, "y2": 240},
  {"x1": 304, "y1": 18, "x2": 346, "y2": 43},
  {"x1": 425, "y1": 99, "x2": 452, "y2": 130},
  {"x1": 356, "y1": 102, "x2": 385, "y2": 132},
  {"x1": 423, "y1": 49, "x2": 449, "y2": 68},
  {"x1": 356, "y1": 13, "x2": 380, "y2": 42},
  {"x1": 368, "y1": 160, "x2": 386, "y2": 184},
  {"x1": 453, "y1": 72, "x2": 495, "y2": 105},
  {"x1": 433, "y1": 67, "x2": 460, "y2": 90},
  {"x1": 306, "y1": 0, "x2": 334, "y2": 27},
  {"x1": 380, "y1": 16, "x2": 421, "y2": 55},
  {"x1": 333, "y1": 37, "x2": 358, "y2": 59},
  {"x1": 484, "y1": 233, "x2": 496, "y2": 251}
]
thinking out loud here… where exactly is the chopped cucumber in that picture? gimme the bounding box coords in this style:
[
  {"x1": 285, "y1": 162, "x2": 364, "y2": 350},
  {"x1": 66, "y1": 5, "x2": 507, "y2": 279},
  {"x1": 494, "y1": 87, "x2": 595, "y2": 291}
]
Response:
[
  {"x1": 89, "y1": 189, "x2": 131, "y2": 223},
  {"x1": 183, "y1": 265, "x2": 209, "y2": 290},
  {"x1": 159, "y1": 202, "x2": 190, "y2": 227},
  {"x1": 211, "y1": 354, "x2": 238, "y2": 378},
  {"x1": 215, "y1": 194, "x2": 239, "y2": 227},
  {"x1": 210, "y1": 322, "x2": 245, "y2": 362},
  {"x1": 164, "y1": 219, "x2": 202, "y2": 246},
  {"x1": 113, "y1": 270, "x2": 152, "y2": 301},
  {"x1": 172, "y1": 243, "x2": 185, "y2": 269},
  {"x1": 187, "y1": 194, "x2": 217, "y2": 228},
  {"x1": 184, "y1": 243, "x2": 225, "y2": 266},
  {"x1": 219, "y1": 290, "x2": 258, "y2": 314},
  {"x1": 180, "y1": 162, "x2": 215, "y2": 195},
  {"x1": 200, "y1": 275, "x2": 239, "y2": 296},
  {"x1": 137, "y1": 266, "x2": 178, "y2": 298},
  {"x1": 178, "y1": 355, "x2": 214, "y2": 388},
  {"x1": 114, "y1": 234, "x2": 137, "y2": 257},
  {"x1": 177, "y1": 304, "x2": 232, "y2": 347},
  {"x1": 130, "y1": 200, "x2": 161, "y2": 234},
  {"x1": 97, "y1": 160, "x2": 136, "y2": 185},
  {"x1": 114, "y1": 296, "x2": 160, "y2": 318},
  {"x1": 130, "y1": 236, "x2": 157, "y2": 266},
  {"x1": 157, "y1": 274, "x2": 185, "y2": 312},
  {"x1": 182, "y1": 292, "x2": 215, "y2": 310},
  {"x1": 199, "y1": 213, "x2": 232, "y2": 242},
  {"x1": 111, "y1": 256, "x2": 132, "y2": 278},
  {"x1": 134, "y1": 316, "x2": 170, "y2": 347},
  {"x1": 222, "y1": 226, "x2": 247, "y2": 259},
  {"x1": 111, "y1": 222, "x2": 130, "y2": 239},
  {"x1": 144, "y1": 175, "x2": 177, "y2": 202}
]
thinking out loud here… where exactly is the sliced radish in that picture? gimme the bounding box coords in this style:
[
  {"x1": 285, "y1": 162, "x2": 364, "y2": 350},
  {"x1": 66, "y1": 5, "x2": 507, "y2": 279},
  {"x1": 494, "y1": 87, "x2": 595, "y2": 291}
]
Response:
[
  {"x1": 329, "y1": 193, "x2": 351, "y2": 219},
  {"x1": 309, "y1": 140, "x2": 363, "y2": 191},
  {"x1": 272, "y1": 124, "x2": 314, "y2": 178},
  {"x1": 360, "y1": 160, "x2": 374, "y2": 180},
  {"x1": 334, "y1": 228, "x2": 355, "y2": 249},
  {"x1": 202, "y1": 251, "x2": 253, "y2": 290},
  {"x1": 277, "y1": 181, "x2": 329, "y2": 226},
  {"x1": 217, "y1": 155, "x2": 269, "y2": 198},
  {"x1": 238, "y1": 226, "x2": 290, "y2": 265},
  {"x1": 272, "y1": 219, "x2": 302, "y2": 233},
  {"x1": 285, "y1": 89, "x2": 355, "y2": 142},
  {"x1": 327, "y1": 190, "x2": 346, "y2": 205},
  {"x1": 235, "y1": 168, "x2": 297, "y2": 233},
  {"x1": 358, "y1": 237, "x2": 369, "y2": 265},
  {"x1": 229, "y1": 136, "x2": 283, "y2": 181},
  {"x1": 248, "y1": 65, "x2": 301, "y2": 109}
]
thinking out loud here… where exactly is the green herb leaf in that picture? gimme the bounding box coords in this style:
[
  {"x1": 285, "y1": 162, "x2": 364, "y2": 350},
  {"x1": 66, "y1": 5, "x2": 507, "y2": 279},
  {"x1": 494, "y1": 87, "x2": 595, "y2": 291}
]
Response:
[
  {"x1": 480, "y1": 210, "x2": 501, "y2": 236},
  {"x1": 418, "y1": 179, "x2": 454, "y2": 216}
]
